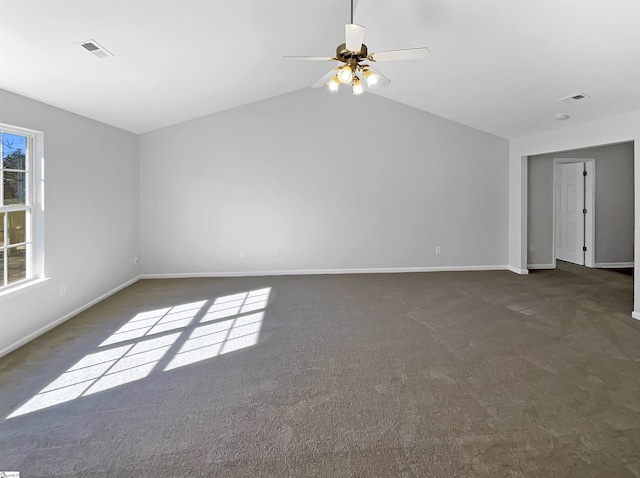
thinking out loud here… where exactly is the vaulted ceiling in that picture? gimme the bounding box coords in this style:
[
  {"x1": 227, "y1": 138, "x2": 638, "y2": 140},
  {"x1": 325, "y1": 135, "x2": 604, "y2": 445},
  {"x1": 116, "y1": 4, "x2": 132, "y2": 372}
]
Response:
[{"x1": 2, "y1": 0, "x2": 640, "y2": 138}]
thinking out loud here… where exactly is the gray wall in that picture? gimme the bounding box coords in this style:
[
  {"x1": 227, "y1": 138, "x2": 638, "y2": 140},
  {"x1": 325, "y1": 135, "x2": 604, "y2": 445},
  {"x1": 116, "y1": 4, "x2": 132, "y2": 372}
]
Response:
[
  {"x1": 139, "y1": 88, "x2": 509, "y2": 275},
  {"x1": 0, "y1": 89, "x2": 139, "y2": 356},
  {"x1": 528, "y1": 142, "x2": 634, "y2": 265}
]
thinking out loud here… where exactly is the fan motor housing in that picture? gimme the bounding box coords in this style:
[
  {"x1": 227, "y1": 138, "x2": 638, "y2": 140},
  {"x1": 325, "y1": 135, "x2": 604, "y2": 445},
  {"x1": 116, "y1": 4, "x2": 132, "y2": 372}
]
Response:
[{"x1": 336, "y1": 43, "x2": 368, "y2": 63}]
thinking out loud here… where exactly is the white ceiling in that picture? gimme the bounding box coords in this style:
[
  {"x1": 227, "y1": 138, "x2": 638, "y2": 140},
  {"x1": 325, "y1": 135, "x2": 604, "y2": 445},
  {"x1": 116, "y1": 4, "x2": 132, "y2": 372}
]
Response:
[{"x1": 2, "y1": 0, "x2": 640, "y2": 138}]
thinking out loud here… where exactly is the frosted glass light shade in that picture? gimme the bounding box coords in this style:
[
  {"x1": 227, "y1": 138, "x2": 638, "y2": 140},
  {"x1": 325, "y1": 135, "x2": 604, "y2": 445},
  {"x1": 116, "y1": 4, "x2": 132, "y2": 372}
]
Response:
[
  {"x1": 338, "y1": 65, "x2": 353, "y2": 84},
  {"x1": 352, "y1": 76, "x2": 363, "y2": 95},
  {"x1": 364, "y1": 69, "x2": 379, "y2": 87},
  {"x1": 328, "y1": 75, "x2": 340, "y2": 92}
]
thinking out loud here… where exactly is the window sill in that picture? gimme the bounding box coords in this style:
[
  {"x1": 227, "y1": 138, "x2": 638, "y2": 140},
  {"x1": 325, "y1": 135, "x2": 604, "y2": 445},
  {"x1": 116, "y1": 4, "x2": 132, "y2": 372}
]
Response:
[{"x1": 0, "y1": 277, "x2": 51, "y2": 303}]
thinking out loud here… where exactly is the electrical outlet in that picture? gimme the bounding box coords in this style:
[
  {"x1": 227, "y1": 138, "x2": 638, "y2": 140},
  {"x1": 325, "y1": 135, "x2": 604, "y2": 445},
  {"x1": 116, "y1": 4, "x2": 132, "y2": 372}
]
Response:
[
  {"x1": 436, "y1": 246, "x2": 441, "y2": 254},
  {"x1": 59, "y1": 284, "x2": 66, "y2": 296},
  {"x1": 134, "y1": 257, "x2": 139, "y2": 264},
  {"x1": 240, "y1": 250, "x2": 246, "y2": 258}
]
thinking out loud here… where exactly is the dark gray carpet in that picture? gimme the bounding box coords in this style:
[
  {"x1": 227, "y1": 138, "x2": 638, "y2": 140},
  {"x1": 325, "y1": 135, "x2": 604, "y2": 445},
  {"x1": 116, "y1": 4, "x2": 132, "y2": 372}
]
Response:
[{"x1": 1, "y1": 266, "x2": 640, "y2": 477}]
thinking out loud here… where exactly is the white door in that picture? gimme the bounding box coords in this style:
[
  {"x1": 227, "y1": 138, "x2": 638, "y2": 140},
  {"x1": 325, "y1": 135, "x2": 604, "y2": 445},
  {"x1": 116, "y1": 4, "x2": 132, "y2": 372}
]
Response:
[{"x1": 555, "y1": 162, "x2": 585, "y2": 265}]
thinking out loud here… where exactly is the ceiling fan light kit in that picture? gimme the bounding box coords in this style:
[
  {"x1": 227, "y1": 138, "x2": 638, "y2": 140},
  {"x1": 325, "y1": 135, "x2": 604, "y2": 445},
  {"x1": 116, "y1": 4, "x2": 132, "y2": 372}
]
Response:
[
  {"x1": 328, "y1": 75, "x2": 341, "y2": 92},
  {"x1": 352, "y1": 76, "x2": 364, "y2": 95},
  {"x1": 338, "y1": 63, "x2": 354, "y2": 84},
  {"x1": 363, "y1": 68, "x2": 379, "y2": 87},
  {"x1": 283, "y1": 0, "x2": 429, "y2": 95}
]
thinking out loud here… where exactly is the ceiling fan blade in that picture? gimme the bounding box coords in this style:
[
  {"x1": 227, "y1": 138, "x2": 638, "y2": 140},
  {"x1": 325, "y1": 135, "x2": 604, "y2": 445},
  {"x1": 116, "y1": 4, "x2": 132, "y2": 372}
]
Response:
[
  {"x1": 345, "y1": 24, "x2": 366, "y2": 52},
  {"x1": 369, "y1": 47, "x2": 429, "y2": 62},
  {"x1": 311, "y1": 68, "x2": 339, "y2": 88},
  {"x1": 281, "y1": 56, "x2": 335, "y2": 61}
]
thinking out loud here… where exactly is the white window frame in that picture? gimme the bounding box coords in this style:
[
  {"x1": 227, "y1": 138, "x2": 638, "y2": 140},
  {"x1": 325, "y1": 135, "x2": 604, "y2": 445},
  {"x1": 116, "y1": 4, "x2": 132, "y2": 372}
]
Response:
[{"x1": 0, "y1": 123, "x2": 44, "y2": 294}]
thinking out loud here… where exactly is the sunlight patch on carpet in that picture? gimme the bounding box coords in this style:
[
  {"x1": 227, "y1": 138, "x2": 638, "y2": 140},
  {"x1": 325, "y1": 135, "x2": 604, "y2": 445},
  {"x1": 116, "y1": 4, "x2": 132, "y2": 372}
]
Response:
[{"x1": 7, "y1": 288, "x2": 271, "y2": 418}]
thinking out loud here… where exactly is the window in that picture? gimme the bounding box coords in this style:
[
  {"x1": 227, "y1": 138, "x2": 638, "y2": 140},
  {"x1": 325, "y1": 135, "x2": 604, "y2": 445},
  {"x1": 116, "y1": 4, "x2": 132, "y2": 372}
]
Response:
[{"x1": 0, "y1": 124, "x2": 42, "y2": 290}]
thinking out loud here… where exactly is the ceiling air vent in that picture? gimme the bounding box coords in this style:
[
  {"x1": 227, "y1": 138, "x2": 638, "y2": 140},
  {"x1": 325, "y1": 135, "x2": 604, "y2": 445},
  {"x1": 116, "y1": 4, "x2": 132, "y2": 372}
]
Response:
[
  {"x1": 557, "y1": 93, "x2": 590, "y2": 103},
  {"x1": 78, "y1": 40, "x2": 113, "y2": 59}
]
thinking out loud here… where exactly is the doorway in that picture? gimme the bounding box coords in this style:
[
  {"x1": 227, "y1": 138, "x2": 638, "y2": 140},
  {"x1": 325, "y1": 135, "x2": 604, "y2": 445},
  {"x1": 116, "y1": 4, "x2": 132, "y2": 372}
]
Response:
[
  {"x1": 527, "y1": 141, "x2": 634, "y2": 272},
  {"x1": 553, "y1": 158, "x2": 595, "y2": 267}
]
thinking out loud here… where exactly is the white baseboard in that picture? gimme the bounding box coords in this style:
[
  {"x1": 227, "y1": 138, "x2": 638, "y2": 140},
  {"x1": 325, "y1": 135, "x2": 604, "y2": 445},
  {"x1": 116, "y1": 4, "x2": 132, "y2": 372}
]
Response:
[
  {"x1": 140, "y1": 265, "x2": 511, "y2": 279},
  {"x1": 0, "y1": 275, "x2": 140, "y2": 359},
  {"x1": 594, "y1": 262, "x2": 634, "y2": 268},
  {"x1": 507, "y1": 266, "x2": 529, "y2": 275},
  {"x1": 632, "y1": 311, "x2": 640, "y2": 321},
  {"x1": 527, "y1": 263, "x2": 556, "y2": 270}
]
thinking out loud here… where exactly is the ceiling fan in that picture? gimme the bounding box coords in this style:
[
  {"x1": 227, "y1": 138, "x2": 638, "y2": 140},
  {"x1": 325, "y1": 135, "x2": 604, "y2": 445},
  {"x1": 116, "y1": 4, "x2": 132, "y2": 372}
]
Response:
[{"x1": 282, "y1": 0, "x2": 429, "y2": 95}]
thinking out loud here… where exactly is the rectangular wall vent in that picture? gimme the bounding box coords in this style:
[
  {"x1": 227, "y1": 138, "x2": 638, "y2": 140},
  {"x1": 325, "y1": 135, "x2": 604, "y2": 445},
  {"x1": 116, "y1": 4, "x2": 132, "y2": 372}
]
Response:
[
  {"x1": 78, "y1": 39, "x2": 114, "y2": 59},
  {"x1": 557, "y1": 93, "x2": 590, "y2": 103}
]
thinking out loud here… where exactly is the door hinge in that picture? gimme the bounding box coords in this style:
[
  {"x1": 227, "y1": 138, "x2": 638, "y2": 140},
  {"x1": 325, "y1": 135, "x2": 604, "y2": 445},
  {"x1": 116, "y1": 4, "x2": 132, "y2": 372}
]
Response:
[
  {"x1": 583, "y1": 208, "x2": 587, "y2": 214},
  {"x1": 583, "y1": 170, "x2": 587, "y2": 176},
  {"x1": 583, "y1": 246, "x2": 587, "y2": 252}
]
